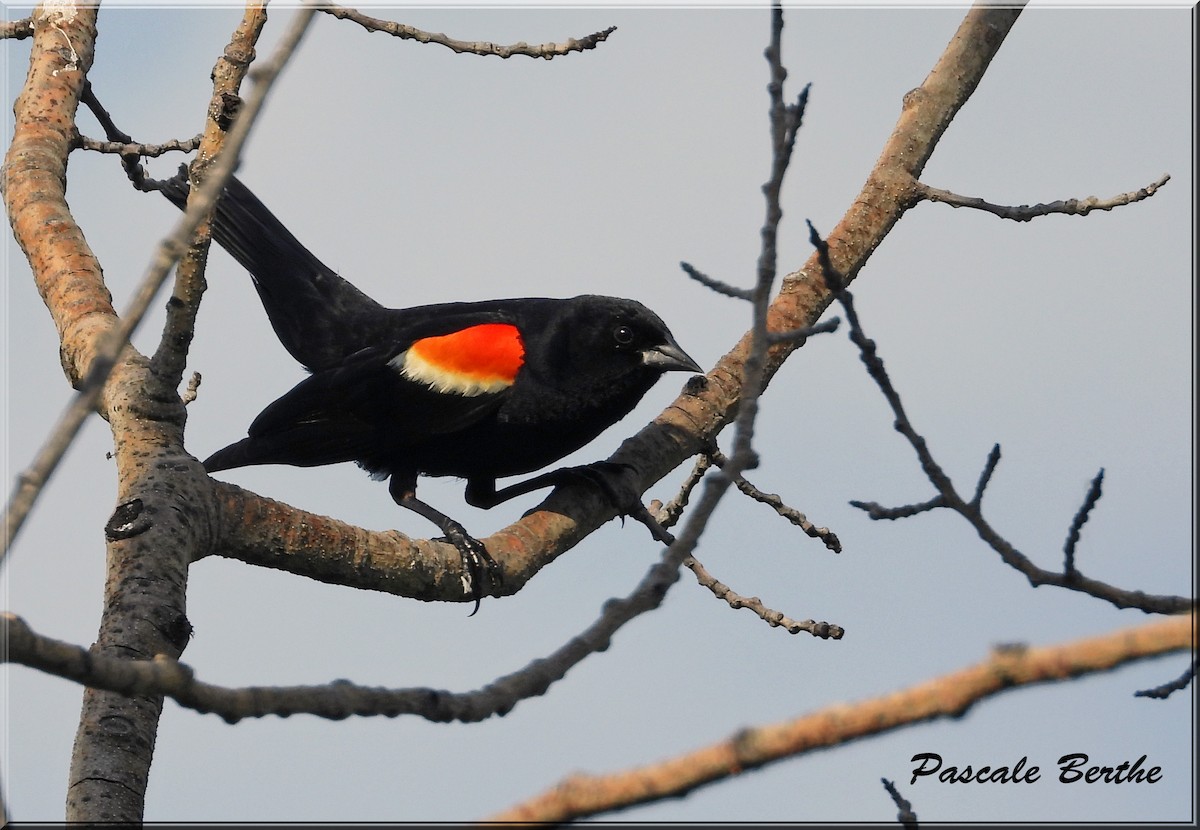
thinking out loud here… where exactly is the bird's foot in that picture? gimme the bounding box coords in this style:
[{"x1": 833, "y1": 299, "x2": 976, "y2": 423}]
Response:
[
  {"x1": 437, "y1": 523, "x2": 503, "y2": 617},
  {"x1": 562, "y1": 461, "x2": 677, "y2": 546}
]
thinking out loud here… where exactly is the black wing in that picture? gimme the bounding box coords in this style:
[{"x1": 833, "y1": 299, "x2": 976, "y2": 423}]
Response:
[{"x1": 204, "y1": 334, "x2": 513, "y2": 473}]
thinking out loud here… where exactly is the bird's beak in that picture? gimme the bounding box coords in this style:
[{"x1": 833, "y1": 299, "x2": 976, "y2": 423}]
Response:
[{"x1": 642, "y1": 338, "x2": 702, "y2": 374}]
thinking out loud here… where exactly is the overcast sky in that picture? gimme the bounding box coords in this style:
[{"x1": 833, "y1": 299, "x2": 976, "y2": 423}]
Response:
[{"x1": 3, "y1": 2, "x2": 1194, "y2": 823}]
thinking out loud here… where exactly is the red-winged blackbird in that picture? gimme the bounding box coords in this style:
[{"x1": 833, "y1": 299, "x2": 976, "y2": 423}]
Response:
[{"x1": 160, "y1": 173, "x2": 700, "y2": 612}]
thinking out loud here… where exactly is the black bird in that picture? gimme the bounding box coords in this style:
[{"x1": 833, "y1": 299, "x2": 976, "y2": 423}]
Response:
[{"x1": 160, "y1": 172, "x2": 700, "y2": 612}]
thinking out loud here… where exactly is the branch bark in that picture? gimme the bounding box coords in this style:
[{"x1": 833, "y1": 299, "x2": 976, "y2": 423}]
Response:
[{"x1": 490, "y1": 613, "x2": 1195, "y2": 821}]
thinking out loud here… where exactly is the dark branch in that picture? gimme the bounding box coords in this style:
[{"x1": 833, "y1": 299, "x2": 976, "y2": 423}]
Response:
[
  {"x1": 1134, "y1": 656, "x2": 1197, "y2": 700},
  {"x1": 1063, "y1": 469, "x2": 1104, "y2": 577},
  {"x1": 915, "y1": 174, "x2": 1170, "y2": 221},
  {"x1": 680, "y1": 261, "x2": 753, "y2": 300},
  {"x1": 850, "y1": 495, "x2": 945, "y2": 520},
  {"x1": 882, "y1": 778, "x2": 918, "y2": 829},
  {"x1": 684, "y1": 556, "x2": 843, "y2": 639},
  {"x1": 970, "y1": 443, "x2": 1002, "y2": 508}
]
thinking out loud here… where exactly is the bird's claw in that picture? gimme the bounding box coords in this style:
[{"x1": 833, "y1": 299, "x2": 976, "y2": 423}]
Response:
[{"x1": 439, "y1": 525, "x2": 503, "y2": 617}]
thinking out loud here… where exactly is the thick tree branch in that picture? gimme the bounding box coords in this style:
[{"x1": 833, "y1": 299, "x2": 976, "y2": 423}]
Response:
[
  {"x1": 4, "y1": 520, "x2": 695, "y2": 723},
  {"x1": 2, "y1": 3, "x2": 109, "y2": 386},
  {"x1": 54, "y1": 5, "x2": 316, "y2": 823},
  {"x1": 489, "y1": 614, "x2": 1194, "y2": 822}
]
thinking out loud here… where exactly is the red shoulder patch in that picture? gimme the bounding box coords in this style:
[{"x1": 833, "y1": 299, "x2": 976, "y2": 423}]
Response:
[{"x1": 400, "y1": 323, "x2": 525, "y2": 395}]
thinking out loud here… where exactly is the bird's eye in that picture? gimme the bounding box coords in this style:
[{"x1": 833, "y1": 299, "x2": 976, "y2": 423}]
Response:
[{"x1": 613, "y1": 325, "x2": 635, "y2": 346}]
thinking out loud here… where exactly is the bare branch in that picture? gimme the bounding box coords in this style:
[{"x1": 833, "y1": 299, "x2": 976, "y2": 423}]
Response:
[
  {"x1": 1134, "y1": 656, "x2": 1197, "y2": 700},
  {"x1": 649, "y1": 452, "x2": 714, "y2": 530},
  {"x1": 766, "y1": 316, "x2": 840, "y2": 344},
  {"x1": 680, "y1": 261, "x2": 753, "y2": 300},
  {"x1": 970, "y1": 443, "x2": 1002, "y2": 508},
  {"x1": 1, "y1": 18, "x2": 34, "y2": 39},
  {"x1": 2, "y1": 3, "x2": 108, "y2": 566},
  {"x1": 850, "y1": 495, "x2": 946, "y2": 520},
  {"x1": 75, "y1": 132, "x2": 204, "y2": 158},
  {"x1": 882, "y1": 778, "x2": 918, "y2": 829},
  {"x1": 1063, "y1": 469, "x2": 1104, "y2": 577},
  {"x1": 684, "y1": 555, "x2": 843, "y2": 638},
  {"x1": 709, "y1": 448, "x2": 841, "y2": 552},
  {"x1": 321, "y1": 5, "x2": 615, "y2": 59},
  {"x1": 490, "y1": 614, "x2": 1194, "y2": 822},
  {"x1": 915, "y1": 174, "x2": 1170, "y2": 221}
]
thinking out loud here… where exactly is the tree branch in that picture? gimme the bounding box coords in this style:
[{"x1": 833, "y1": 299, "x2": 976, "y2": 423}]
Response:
[
  {"x1": 1, "y1": 17, "x2": 35, "y2": 39},
  {"x1": 54, "y1": 5, "x2": 317, "y2": 823},
  {"x1": 683, "y1": 554, "x2": 843, "y2": 638},
  {"x1": 321, "y1": 5, "x2": 615, "y2": 59},
  {"x1": 4, "y1": 518, "x2": 693, "y2": 723},
  {"x1": 915, "y1": 174, "x2": 1169, "y2": 221},
  {"x1": 882, "y1": 778, "x2": 919, "y2": 829},
  {"x1": 489, "y1": 614, "x2": 1194, "y2": 822},
  {"x1": 74, "y1": 132, "x2": 204, "y2": 158}
]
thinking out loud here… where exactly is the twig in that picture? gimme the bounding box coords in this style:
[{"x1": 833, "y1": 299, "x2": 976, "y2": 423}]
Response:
[
  {"x1": 1063, "y1": 469, "x2": 1103, "y2": 577},
  {"x1": 649, "y1": 452, "x2": 714, "y2": 530},
  {"x1": 1, "y1": 18, "x2": 34, "y2": 39},
  {"x1": 75, "y1": 132, "x2": 204, "y2": 158},
  {"x1": 730, "y1": 4, "x2": 792, "y2": 466},
  {"x1": 969, "y1": 443, "x2": 1002, "y2": 508},
  {"x1": 684, "y1": 555, "x2": 843, "y2": 638},
  {"x1": 1134, "y1": 656, "x2": 1197, "y2": 700},
  {"x1": 322, "y1": 5, "x2": 615, "y2": 59},
  {"x1": 653, "y1": 5, "x2": 827, "y2": 640},
  {"x1": 709, "y1": 448, "x2": 841, "y2": 553},
  {"x1": 680, "y1": 261, "x2": 753, "y2": 300},
  {"x1": 915, "y1": 174, "x2": 1169, "y2": 222},
  {"x1": 767, "y1": 316, "x2": 840, "y2": 344},
  {"x1": 849, "y1": 495, "x2": 945, "y2": 520},
  {"x1": 882, "y1": 778, "x2": 918, "y2": 829}
]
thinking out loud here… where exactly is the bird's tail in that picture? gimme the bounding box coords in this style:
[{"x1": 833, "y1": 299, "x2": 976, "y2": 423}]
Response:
[
  {"x1": 202, "y1": 438, "x2": 262, "y2": 473},
  {"x1": 159, "y1": 170, "x2": 389, "y2": 371}
]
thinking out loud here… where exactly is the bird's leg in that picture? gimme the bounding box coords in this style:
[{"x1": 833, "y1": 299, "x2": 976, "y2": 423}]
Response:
[
  {"x1": 388, "y1": 476, "x2": 502, "y2": 616},
  {"x1": 466, "y1": 462, "x2": 675, "y2": 545}
]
